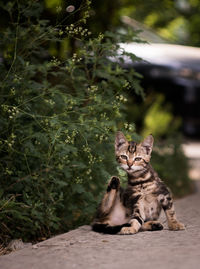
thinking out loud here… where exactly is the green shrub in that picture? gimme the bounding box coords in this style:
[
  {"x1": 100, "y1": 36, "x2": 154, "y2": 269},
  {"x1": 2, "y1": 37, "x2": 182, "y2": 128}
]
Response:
[{"x1": 0, "y1": 0, "x2": 142, "y2": 244}]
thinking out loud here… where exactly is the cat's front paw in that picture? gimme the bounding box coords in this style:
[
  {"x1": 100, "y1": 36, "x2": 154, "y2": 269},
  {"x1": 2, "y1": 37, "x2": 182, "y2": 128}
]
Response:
[
  {"x1": 107, "y1": 176, "x2": 120, "y2": 192},
  {"x1": 119, "y1": 226, "x2": 137, "y2": 235},
  {"x1": 168, "y1": 222, "x2": 185, "y2": 231}
]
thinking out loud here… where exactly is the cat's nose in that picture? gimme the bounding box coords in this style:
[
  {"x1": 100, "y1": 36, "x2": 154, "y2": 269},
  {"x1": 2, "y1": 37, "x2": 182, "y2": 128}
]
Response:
[{"x1": 127, "y1": 160, "x2": 133, "y2": 168}]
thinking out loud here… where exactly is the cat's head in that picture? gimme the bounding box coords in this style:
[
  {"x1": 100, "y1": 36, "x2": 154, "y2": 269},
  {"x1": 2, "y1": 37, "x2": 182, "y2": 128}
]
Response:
[{"x1": 115, "y1": 131, "x2": 154, "y2": 174}]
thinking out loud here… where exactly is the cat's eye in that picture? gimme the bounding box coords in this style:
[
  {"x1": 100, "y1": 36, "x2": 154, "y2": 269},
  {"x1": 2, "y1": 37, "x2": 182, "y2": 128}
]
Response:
[
  {"x1": 120, "y1": 155, "x2": 128, "y2": 160},
  {"x1": 135, "y1": 157, "x2": 142, "y2": 161}
]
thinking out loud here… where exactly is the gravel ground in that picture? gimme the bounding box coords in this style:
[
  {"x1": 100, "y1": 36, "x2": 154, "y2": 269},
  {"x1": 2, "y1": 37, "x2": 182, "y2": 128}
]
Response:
[{"x1": 0, "y1": 180, "x2": 200, "y2": 269}]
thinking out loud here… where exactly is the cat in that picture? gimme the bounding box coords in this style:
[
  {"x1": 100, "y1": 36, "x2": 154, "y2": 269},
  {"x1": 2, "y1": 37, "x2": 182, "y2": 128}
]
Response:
[{"x1": 92, "y1": 131, "x2": 185, "y2": 234}]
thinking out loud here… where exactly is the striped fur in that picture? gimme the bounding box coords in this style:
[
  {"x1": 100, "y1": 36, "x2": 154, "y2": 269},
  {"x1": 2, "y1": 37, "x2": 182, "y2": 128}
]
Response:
[{"x1": 92, "y1": 132, "x2": 185, "y2": 234}]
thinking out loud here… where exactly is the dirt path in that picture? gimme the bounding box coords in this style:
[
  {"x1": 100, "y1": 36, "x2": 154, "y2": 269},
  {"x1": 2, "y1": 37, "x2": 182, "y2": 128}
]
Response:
[{"x1": 1, "y1": 180, "x2": 200, "y2": 269}]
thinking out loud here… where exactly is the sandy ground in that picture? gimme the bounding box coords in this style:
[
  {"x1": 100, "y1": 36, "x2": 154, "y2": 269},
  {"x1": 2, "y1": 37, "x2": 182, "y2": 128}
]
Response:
[{"x1": 0, "y1": 179, "x2": 200, "y2": 269}]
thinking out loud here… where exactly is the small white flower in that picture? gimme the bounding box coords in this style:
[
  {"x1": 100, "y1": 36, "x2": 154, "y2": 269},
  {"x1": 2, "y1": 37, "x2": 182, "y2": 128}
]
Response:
[{"x1": 66, "y1": 5, "x2": 75, "y2": 13}]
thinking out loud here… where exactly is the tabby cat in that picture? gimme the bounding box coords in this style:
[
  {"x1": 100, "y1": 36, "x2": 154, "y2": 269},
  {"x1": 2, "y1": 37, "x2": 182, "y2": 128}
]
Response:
[{"x1": 92, "y1": 132, "x2": 185, "y2": 234}]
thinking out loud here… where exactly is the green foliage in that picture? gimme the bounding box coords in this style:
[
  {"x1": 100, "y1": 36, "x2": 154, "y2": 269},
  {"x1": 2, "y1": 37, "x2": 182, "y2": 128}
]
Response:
[
  {"x1": 0, "y1": 0, "x2": 142, "y2": 244},
  {"x1": 142, "y1": 94, "x2": 181, "y2": 138}
]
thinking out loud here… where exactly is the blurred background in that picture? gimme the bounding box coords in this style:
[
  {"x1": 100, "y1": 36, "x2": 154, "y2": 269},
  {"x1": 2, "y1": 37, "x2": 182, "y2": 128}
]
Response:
[
  {"x1": 0, "y1": 0, "x2": 200, "y2": 251},
  {"x1": 41, "y1": 0, "x2": 200, "y2": 139}
]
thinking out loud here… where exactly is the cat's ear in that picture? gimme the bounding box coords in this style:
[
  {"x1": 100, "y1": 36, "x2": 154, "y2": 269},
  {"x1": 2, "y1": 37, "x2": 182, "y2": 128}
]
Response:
[
  {"x1": 141, "y1": 135, "x2": 154, "y2": 155},
  {"x1": 115, "y1": 131, "x2": 128, "y2": 152}
]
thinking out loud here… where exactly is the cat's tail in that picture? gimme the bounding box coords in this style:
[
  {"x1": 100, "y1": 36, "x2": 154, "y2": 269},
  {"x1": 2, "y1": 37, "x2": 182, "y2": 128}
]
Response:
[{"x1": 92, "y1": 223, "x2": 131, "y2": 234}]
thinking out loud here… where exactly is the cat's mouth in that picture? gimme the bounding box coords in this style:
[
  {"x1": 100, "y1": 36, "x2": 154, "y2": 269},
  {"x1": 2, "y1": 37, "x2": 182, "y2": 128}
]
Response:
[
  {"x1": 120, "y1": 164, "x2": 143, "y2": 173},
  {"x1": 126, "y1": 165, "x2": 143, "y2": 172}
]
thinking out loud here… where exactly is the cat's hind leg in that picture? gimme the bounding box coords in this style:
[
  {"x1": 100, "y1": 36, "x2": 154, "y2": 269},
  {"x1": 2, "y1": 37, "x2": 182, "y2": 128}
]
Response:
[
  {"x1": 119, "y1": 205, "x2": 143, "y2": 235},
  {"x1": 92, "y1": 176, "x2": 128, "y2": 234},
  {"x1": 140, "y1": 221, "x2": 163, "y2": 231},
  {"x1": 91, "y1": 177, "x2": 120, "y2": 221},
  {"x1": 101, "y1": 176, "x2": 121, "y2": 215}
]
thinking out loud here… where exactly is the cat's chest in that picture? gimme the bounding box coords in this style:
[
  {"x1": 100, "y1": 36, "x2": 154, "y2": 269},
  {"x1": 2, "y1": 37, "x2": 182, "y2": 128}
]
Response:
[
  {"x1": 135, "y1": 181, "x2": 156, "y2": 196},
  {"x1": 138, "y1": 186, "x2": 158, "y2": 210}
]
